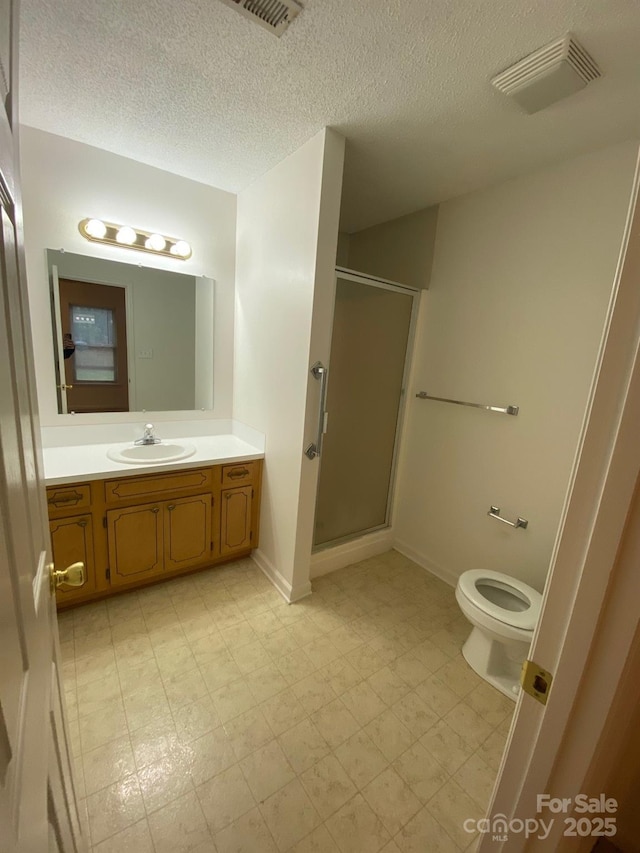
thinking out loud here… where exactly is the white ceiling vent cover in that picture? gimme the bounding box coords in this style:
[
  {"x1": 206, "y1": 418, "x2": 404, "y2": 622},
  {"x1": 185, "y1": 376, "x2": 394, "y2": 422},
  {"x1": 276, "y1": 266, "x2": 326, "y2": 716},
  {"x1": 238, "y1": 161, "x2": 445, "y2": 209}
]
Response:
[
  {"x1": 218, "y1": 0, "x2": 303, "y2": 36},
  {"x1": 491, "y1": 34, "x2": 601, "y2": 114}
]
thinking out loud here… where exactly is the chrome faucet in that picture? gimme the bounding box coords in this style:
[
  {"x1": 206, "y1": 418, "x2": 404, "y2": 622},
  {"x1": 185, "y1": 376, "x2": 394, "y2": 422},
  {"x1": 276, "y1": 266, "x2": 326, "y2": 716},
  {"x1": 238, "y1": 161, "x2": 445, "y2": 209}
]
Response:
[{"x1": 135, "y1": 423, "x2": 161, "y2": 446}]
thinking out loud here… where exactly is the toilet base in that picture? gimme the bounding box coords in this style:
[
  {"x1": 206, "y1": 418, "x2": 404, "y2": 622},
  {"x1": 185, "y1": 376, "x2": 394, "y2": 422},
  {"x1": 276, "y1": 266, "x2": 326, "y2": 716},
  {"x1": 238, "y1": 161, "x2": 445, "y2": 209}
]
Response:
[{"x1": 462, "y1": 626, "x2": 527, "y2": 701}]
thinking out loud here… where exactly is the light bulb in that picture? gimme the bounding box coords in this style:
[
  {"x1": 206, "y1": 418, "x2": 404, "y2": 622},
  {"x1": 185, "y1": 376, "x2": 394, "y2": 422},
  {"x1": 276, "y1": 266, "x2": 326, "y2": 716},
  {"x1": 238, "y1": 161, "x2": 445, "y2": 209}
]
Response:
[
  {"x1": 116, "y1": 226, "x2": 137, "y2": 245},
  {"x1": 145, "y1": 233, "x2": 166, "y2": 252},
  {"x1": 170, "y1": 240, "x2": 191, "y2": 258},
  {"x1": 84, "y1": 218, "x2": 107, "y2": 239}
]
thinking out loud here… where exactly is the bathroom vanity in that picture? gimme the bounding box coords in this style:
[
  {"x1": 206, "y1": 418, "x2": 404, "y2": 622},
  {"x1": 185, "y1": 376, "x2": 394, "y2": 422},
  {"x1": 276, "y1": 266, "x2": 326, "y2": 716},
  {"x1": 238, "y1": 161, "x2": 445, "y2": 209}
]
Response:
[{"x1": 45, "y1": 438, "x2": 264, "y2": 608}]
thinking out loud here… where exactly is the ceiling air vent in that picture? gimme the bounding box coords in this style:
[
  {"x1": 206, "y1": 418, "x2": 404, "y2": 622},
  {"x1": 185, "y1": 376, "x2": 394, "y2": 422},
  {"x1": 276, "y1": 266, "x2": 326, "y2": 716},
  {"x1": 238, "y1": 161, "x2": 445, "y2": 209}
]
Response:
[
  {"x1": 491, "y1": 34, "x2": 601, "y2": 114},
  {"x1": 219, "y1": 0, "x2": 303, "y2": 36}
]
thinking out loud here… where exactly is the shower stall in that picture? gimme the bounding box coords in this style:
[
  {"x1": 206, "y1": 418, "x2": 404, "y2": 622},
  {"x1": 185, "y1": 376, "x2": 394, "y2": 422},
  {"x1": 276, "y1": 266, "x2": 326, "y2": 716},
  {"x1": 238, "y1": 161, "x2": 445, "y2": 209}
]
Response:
[{"x1": 312, "y1": 268, "x2": 419, "y2": 550}]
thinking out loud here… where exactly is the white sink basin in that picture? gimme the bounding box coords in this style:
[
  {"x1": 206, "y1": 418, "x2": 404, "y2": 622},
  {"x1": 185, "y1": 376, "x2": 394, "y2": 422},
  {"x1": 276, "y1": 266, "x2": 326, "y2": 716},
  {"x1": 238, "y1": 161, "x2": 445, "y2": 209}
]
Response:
[{"x1": 107, "y1": 442, "x2": 196, "y2": 465}]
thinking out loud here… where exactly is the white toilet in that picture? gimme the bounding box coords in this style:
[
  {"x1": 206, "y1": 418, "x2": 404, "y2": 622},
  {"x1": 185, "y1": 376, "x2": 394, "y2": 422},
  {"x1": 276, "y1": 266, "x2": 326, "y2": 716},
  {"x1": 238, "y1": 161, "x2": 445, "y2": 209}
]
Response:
[{"x1": 455, "y1": 569, "x2": 542, "y2": 700}]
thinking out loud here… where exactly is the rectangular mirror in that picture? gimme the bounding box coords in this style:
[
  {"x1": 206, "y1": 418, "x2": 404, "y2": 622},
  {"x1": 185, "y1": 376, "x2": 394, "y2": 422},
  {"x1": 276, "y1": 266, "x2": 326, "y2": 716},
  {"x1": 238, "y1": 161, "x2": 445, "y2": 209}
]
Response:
[{"x1": 48, "y1": 250, "x2": 214, "y2": 414}]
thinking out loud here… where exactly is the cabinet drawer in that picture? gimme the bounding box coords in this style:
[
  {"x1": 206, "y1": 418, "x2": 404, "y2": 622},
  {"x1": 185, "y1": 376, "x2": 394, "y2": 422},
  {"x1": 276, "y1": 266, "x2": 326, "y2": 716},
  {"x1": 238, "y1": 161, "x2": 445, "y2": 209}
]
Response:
[
  {"x1": 221, "y1": 461, "x2": 257, "y2": 486},
  {"x1": 47, "y1": 484, "x2": 91, "y2": 513},
  {"x1": 105, "y1": 468, "x2": 213, "y2": 504}
]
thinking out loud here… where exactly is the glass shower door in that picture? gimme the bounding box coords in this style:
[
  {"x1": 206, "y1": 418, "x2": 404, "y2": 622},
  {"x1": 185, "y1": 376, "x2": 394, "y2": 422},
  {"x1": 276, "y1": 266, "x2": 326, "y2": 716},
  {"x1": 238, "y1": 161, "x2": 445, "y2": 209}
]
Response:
[{"x1": 313, "y1": 272, "x2": 416, "y2": 548}]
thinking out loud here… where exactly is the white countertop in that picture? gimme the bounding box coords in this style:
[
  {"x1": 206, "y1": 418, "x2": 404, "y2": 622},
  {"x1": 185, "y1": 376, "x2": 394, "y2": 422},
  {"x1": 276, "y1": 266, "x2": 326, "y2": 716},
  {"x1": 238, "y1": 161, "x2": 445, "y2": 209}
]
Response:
[{"x1": 43, "y1": 434, "x2": 264, "y2": 485}]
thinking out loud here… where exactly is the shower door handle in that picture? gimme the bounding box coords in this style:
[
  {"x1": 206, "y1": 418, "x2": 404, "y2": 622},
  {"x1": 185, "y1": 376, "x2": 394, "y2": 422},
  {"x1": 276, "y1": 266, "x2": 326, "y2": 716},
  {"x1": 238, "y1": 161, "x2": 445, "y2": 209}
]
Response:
[{"x1": 304, "y1": 361, "x2": 328, "y2": 460}]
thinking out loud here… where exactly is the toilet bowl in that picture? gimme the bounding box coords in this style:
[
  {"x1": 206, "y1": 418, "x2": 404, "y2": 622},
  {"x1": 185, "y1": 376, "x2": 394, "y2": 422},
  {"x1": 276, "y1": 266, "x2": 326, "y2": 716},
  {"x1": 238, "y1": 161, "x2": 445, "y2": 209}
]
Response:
[{"x1": 455, "y1": 569, "x2": 542, "y2": 700}]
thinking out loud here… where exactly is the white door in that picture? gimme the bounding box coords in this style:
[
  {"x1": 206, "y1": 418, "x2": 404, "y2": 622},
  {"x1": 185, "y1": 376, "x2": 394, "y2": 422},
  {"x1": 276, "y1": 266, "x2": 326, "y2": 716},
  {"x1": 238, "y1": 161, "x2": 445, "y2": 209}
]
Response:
[
  {"x1": 0, "y1": 1, "x2": 84, "y2": 851},
  {"x1": 480, "y1": 154, "x2": 640, "y2": 850}
]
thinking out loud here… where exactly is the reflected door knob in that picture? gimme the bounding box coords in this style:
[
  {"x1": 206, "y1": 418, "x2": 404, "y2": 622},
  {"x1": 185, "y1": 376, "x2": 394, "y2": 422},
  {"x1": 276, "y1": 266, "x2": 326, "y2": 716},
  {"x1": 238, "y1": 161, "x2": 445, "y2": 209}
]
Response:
[{"x1": 49, "y1": 561, "x2": 85, "y2": 593}]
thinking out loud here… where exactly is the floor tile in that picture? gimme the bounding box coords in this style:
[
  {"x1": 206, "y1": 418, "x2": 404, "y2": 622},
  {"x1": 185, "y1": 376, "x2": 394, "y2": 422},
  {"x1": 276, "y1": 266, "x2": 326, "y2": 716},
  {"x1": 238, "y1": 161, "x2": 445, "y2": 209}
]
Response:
[
  {"x1": 246, "y1": 663, "x2": 289, "y2": 703},
  {"x1": 341, "y1": 681, "x2": 388, "y2": 727},
  {"x1": 290, "y1": 824, "x2": 341, "y2": 853},
  {"x1": 276, "y1": 647, "x2": 316, "y2": 684},
  {"x1": 129, "y1": 717, "x2": 180, "y2": 769},
  {"x1": 392, "y1": 741, "x2": 449, "y2": 804},
  {"x1": 82, "y1": 735, "x2": 135, "y2": 796},
  {"x1": 196, "y1": 762, "x2": 255, "y2": 833},
  {"x1": 310, "y1": 697, "x2": 360, "y2": 749},
  {"x1": 420, "y1": 719, "x2": 475, "y2": 775},
  {"x1": 278, "y1": 717, "x2": 330, "y2": 774},
  {"x1": 300, "y1": 754, "x2": 357, "y2": 819},
  {"x1": 394, "y1": 805, "x2": 461, "y2": 853},
  {"x1": 148, "y1": 789, "x2": 213, "y2": 853},
  {"x1": 364, "y1": 709, "x2": 415, "y2": 762},
  {"x1": 260, "y1": 688, "x2": 307, "y2": 736},
  {"x1": 213, "y1": 806, "x2": 278, "y2": 853},
  {"x1": 367, "y1": 666, "x2": 411, "y2": 707},
  {"x1": 476, "y1": 728, "x2": 508, "y2": 773},
  {"x1": 436, "y1": 658, "x2": 481, "y2": 698},
  {"x1": 137, "y1": 747, "x2": 195, "y2": 813},
  {"x1": 335, "y1": 730, "x2": 388, "y2": 790},
  {"x1": 427, "y1": 778, "x2": 482, "y2": 849},
  {"x1": 320, "y1": 658, "x2": 363, "y2": 695},
  {"x1": 91, "y1": 818, "x2": 154, "y2": 853},
  {"x1": 454, "y1": 751, "x2": 496, "y2": 811},
  {"x1": 292, "y1": 670, "x2": 337, "y2": 714},
  {"x1": 414, "y1": 673, "x2": 460, "y2": 718},
  {"x1": 85, "y1": 773, "x2": 145, "y2": 845},
  {"x1": 259, "y1": 778, "x2": 321, "y2": 851},
  {"x1": 389, "y1": 652, "x2": 432, "y2": 689},
  {"x1": 232, "y1": 639, "x2": 273, "y2": 674},
  {"x1": 76, "y1": 672, "x2": 121, "y2": 717},
  {"x1": 163, "y1": 668, "x2": 209, "y2": 712},
  {"x1": 59, "y1": 551, "x2": 507, "y2": 853},
  {"x1": 224, "y1": 707, "x2": 274, "y2": 761},
  {"x1": 78, "y1": 699, "x2": 128, "y2": 753},
  {"x1": 465, "y1": 682, "x2": 514, "y2": 727},
  {"x1": 325, "y1": 792, "x2": 391, "y2": 853},
  {"x1": 211, "y1": 677, "x2": 257, "y2": 723},
  {"x1": 172, "y1": 696, "x2": 221, "y2": 743},
  {"x1": 189, "y1": 727, "x2": 237, "y2": 785},
  {"x1": 239, "y1": 738, "x2": 296, "y2": 802},
  {"x1": 362, "y1": 766, "x2": 422, "y2": 836},
  {"x1": 391, "y1": 691, "x2": 439, "y2": 738},
  {"x1": 444, "y1": 702, "x2": 494, "y2": 750}
]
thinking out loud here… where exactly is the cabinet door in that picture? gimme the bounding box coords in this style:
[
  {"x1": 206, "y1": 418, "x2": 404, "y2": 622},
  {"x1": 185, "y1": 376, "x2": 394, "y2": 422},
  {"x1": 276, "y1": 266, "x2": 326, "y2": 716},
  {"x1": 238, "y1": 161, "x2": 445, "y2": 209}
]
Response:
[
  {"x1": 107, "y1": 503, "x2": 163, "y2": 587},
  {"x1": 49, "y1": 514, "x2": 96, "y2": 604},
  {"x1": 164, "y1": 494, "x2": 212, "y2": 572},
  {"x1": 220, "y1": 486, "x2": 252, "y2": 556}
]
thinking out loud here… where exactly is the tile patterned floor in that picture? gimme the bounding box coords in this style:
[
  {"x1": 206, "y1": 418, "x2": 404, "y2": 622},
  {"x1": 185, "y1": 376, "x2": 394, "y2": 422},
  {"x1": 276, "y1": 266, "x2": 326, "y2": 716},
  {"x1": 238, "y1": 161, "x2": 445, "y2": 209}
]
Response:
[{"x1": 59, "y1": 550, "x2": 513, "y2": 853}]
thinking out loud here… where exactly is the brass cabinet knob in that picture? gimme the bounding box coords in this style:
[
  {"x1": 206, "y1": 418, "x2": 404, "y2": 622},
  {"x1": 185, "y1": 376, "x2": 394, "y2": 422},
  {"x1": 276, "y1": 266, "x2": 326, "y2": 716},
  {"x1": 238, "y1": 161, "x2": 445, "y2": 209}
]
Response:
[{"x1": 49, "y1": 561, "x2": 85, "y2": 593}]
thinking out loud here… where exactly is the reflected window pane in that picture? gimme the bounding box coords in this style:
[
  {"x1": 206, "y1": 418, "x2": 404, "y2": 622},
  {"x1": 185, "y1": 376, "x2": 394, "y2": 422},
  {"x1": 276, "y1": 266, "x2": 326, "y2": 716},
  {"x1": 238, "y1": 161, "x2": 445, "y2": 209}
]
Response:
[{"x1": 70, "y1": 304, "x2": 117, "y2": 382}]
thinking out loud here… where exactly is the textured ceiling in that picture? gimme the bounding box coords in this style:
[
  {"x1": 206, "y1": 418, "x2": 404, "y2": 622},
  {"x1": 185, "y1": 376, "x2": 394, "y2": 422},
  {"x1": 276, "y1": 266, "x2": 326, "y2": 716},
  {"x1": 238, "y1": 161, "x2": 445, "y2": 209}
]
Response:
[{"x1": 20, "y1": 0, "x2": 640, "y2": 232}]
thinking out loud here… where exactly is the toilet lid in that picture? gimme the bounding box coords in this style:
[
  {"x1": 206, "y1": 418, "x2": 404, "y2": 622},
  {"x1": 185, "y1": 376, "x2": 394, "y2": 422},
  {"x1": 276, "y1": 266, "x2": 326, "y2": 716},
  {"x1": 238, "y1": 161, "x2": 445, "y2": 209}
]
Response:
[{"x1": 458, "y1": 569, "x2": 542, "y2": 631}]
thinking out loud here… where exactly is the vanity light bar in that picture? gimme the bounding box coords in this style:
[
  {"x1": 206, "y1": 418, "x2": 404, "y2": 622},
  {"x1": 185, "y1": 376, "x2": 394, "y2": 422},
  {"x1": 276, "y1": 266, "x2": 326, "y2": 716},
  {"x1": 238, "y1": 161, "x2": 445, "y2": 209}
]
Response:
[{"x1": 78, "y1": 219, "x2": 192, "y2": 260}]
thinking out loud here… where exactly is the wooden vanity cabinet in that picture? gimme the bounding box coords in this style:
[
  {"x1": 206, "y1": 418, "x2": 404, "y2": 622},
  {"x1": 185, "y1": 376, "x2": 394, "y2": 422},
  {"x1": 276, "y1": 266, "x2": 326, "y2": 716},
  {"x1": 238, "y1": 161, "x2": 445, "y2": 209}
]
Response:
[
  {"x1": 49, "y1": 513, "x2": 97, "y2": 604},
  {"x1": 47, "y1": 459, "x2": 262, "y2": 607},
  {"x1": 221, "y1": 485, "x2": 253, "y2": 555}
]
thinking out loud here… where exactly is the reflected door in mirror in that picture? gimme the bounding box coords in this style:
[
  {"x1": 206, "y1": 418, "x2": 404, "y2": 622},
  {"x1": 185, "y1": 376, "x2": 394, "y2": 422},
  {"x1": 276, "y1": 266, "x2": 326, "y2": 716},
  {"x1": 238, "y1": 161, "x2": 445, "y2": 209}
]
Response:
[{"x1": 59, "y1": 278, "x2": 129, "y2": 413}]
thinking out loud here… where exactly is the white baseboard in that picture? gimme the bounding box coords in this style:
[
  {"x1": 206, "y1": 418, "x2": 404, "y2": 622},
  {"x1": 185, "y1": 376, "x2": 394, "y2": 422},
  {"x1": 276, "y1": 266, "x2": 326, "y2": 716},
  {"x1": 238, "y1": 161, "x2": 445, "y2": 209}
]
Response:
[
  {"x1": 252, "y1": 549, "x2": 312, "y2": 604},
  {"x1": 310, "y1": 528, "x2": 395, "y2": 579},
  {"x1": 393, "y1": 539, "x2": 458, "y2": 588}
]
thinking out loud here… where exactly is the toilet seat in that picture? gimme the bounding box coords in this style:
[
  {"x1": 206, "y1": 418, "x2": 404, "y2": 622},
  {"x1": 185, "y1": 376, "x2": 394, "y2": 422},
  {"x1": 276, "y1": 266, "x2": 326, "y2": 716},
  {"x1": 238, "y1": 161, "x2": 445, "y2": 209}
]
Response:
[{"x1": 457, "y1": 570, "x2": 541, "y2": 631}]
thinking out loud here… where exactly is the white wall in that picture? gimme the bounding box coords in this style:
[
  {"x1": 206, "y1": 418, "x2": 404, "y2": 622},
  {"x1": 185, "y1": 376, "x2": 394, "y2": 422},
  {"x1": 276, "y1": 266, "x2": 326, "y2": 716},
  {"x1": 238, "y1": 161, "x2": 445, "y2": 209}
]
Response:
[
  {"x1": 20, "y1": 126, "x2": 237, "y2": 425},
  {"x1": 394, "y1": 140, "x2": 638, "y2": 592},
  {"x1": 347, "y1": 205, "x2": 439, "y2": 289},
  {"x1": 234, "y1": 128, "x2": 345, "y2": 601}
]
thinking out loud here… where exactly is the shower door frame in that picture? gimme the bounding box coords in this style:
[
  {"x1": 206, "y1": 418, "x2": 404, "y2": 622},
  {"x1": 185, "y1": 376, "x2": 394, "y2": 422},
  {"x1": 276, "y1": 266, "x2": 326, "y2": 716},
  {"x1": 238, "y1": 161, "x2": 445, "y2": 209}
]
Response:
[{"x1": 312, "y1": 267, "x2": 420, "y2": 552}]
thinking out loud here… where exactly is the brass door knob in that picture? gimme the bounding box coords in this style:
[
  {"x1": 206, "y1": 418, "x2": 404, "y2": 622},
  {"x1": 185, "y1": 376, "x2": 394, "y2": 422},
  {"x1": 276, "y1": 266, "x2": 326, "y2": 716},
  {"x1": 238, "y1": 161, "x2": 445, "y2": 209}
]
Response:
[{"x1": 49, "y1": 561, "x2": 85, "y2": 593}]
